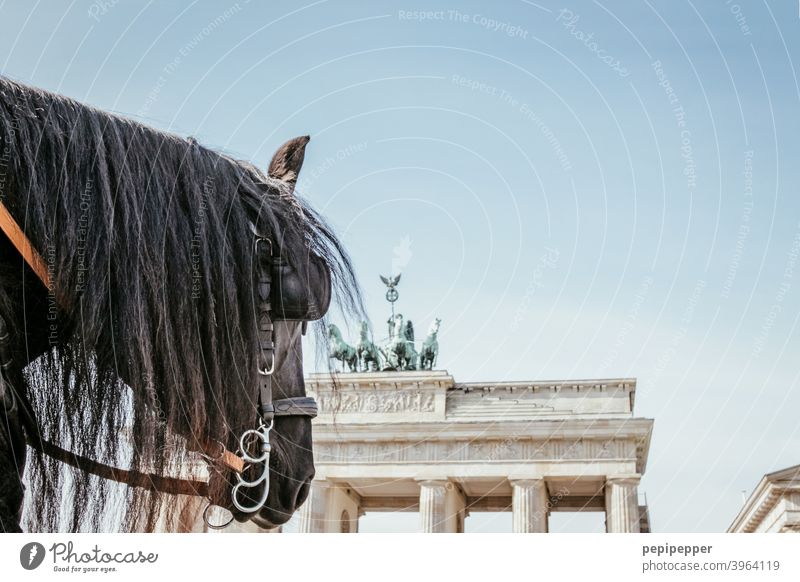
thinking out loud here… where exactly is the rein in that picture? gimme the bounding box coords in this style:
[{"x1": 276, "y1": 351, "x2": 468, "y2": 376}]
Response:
[{"x1": 0, "y1": 199, "x2": 319, "y2": 525}]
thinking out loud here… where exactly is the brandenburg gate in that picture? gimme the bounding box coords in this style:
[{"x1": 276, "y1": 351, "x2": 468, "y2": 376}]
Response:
[{"x1": 297, "y1": 370, "x2": 653, "y2": 533}]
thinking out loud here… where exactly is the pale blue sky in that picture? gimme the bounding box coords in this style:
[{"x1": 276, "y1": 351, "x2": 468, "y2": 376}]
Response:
[{"x1": 2, "y1": 0, "x2": 799, "y2": 533}]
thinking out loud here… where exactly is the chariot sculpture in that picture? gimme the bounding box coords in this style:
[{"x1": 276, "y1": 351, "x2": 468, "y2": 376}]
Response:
[{"x1": 327, "y1": 275, "x2": 442, "y2": 373}]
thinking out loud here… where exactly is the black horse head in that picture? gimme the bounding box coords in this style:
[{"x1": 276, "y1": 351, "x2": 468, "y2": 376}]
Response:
[
  {"x1": 230, "y1": 136, "x2": 330, "y2": 529},
  {"x1": 0, "y1": 78, "x2": 362, "y2": 532}
]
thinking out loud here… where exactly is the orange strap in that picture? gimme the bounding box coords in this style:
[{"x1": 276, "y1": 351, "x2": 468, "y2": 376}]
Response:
[
  {"x1": 221, "y1": 449, "x2": 245, "y2": 474},
  {"x1": 202, "y1": 439, "x2": 246, "y2": 474},
  {"x1": 0, "y1": 200, "x2": 51, "y2": 289}
]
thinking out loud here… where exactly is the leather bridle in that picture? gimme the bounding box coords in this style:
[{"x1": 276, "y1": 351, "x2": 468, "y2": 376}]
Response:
[
  {"x1": 0, "y1": 199, "x2": 321, "y2": 526},
  {"x1": 220, "y1": 234, "x2": 319, "y2": 522}
]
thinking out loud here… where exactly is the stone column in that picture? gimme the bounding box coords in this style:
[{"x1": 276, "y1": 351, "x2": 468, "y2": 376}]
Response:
[
  {"x1": 298, "y1": 479, "x2": 331, "y2": 533},
  {"x1": 328, "y1": 485, "x2": 361, "y2": 533},
  {"x1": 417, "y1": 479, "x2": 465, "y2": 533},
  {"x1": 444, "y1": 482, "x2": 467, "y2": 533},
  {"x1": 605, "y1": 476, "x2": 641, "y2": 533},
  {"x1": 418, "y1": 480, "x2": 449, "y2": 533},
  {"x1": 510, "y1": 479, "x2": 549, "y2": 533},
  {"x1": 298, "y1": 480, "x2": 361, "y2": 533}
]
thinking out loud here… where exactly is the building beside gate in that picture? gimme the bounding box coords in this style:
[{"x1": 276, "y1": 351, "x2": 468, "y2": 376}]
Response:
[
  {"x1": 728, "y1": 464, "x2": 800, "y2": 533},
  {"x1": 297, "y1": 370, "x2": 654, "y2": 533}
]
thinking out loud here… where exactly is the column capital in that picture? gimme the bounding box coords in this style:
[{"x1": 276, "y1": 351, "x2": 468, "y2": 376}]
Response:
[
  {"x1": 509, "y1": 478, "x2": 547, "y2": 488},
  {"x1": 416, "y1": 479, "x2": 450, "y2": 487},
  {"x1": 606, "y1": 475, "x2": 641, "y2": 486}
]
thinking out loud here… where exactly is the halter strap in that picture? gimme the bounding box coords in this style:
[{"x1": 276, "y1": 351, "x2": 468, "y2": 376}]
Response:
[
  {"x1": 255, "y1": 236, "x2": 276, "y2": 423},
  {"x1": 226, "y1": 234, "x2": 279, "y2": 516}
]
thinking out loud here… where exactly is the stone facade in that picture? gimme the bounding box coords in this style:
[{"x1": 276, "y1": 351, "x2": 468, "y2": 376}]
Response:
[
  {"x1": 298, "y1": 370, "x2": 654, "y2": 533},
  {"x1": 728, "y1": 464, "x2": 800, "y2": 533}
]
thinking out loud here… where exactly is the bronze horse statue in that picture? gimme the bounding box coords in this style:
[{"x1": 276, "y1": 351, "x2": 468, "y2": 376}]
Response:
[{"x1": 0, "y1": 77, "x2": 361, "y2": 532}]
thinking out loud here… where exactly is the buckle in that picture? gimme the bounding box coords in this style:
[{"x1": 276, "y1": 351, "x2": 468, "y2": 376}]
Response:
[
  {"x1": 254, "y1": 236, "x2": 273, "y2": 260},
  {"x1": 259, "y1": 357, "x2": 275, "y2": 376}
]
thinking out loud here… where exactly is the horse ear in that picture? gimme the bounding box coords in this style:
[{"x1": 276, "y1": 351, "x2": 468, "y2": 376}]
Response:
[{"x1": 268, "y1": 135, "x2": 310, "y2": 193}]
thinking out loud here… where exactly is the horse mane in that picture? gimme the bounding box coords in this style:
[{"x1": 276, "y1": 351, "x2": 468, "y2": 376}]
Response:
[{"x1": 0, "y1": 76, "x2": 360, "y2": 531}]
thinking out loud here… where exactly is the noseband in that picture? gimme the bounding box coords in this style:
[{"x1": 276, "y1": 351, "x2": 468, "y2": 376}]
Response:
[{"x1": 0, "y1": 200, "x2": 324, "y2": 528}]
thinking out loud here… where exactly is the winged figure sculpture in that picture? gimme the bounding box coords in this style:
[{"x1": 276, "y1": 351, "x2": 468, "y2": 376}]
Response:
[{"x1": 380, "y1": 273, "x2": 402, "y2": 289}]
